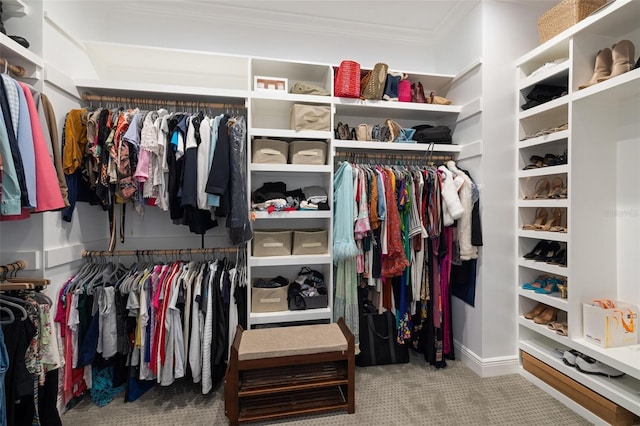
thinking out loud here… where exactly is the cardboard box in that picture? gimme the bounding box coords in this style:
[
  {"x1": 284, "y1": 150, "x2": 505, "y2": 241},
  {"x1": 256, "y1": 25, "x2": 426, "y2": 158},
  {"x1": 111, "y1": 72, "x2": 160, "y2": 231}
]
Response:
[{"x1": 583, "y1": 301, "x2": 639, "y2": 348}]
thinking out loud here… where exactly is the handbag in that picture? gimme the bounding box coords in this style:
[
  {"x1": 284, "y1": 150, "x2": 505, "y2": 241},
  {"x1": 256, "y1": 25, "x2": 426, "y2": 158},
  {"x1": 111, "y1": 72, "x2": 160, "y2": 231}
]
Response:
[
  {"x1": 356, "y1": 123, "x2": 372, "y2": 141},
  {"x1": 398, "y1": 79, "x2": 411, "y2": 102},
  {"x1": 334, "y1": 60, "x2": 361, "y2": 98},
  {"x1": 412, "y1": 124, "x2": 453, "y2": 144},
  {"x1": 360, "y1": 63, "x2": 388, "y2": 100},
  {"x1": 357, "y1": 310, "x2": 410, "y2": 366}
]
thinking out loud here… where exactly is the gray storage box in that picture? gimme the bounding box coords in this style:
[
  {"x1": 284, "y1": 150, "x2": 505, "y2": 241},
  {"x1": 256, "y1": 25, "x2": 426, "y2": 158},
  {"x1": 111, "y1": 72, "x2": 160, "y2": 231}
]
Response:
[
  {"x1": 290, "y1": 104, "x2": 331, "y2": 131},
  {"x1": 253, "y1": 230, "x2": 292, "y2": 257},
  {"x1": 252, "y1": 284, "x2": 290, "y2": 313},
  {"x1": 252, "y1": 138, "x2": 288, "y2": 164},
  {"x1": 289, "y1": 294, "x2": 329, "y2": 311},
  {"x1": 289, "y1": 141, "x2": 327, "y2": 165},
  {"x1": 292, "y1": 230, "x2": 328, "y2": 255}
]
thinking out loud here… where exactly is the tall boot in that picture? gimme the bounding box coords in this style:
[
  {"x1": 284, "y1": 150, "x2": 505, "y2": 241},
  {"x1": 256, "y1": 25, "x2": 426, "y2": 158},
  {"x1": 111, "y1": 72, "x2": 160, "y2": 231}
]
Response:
[
  {"x1": 578, "y1": 48, "x2": 612, "y2": 89},
  {"x1": 598, "y1": 40, "x2": 635, "y2": 82}
]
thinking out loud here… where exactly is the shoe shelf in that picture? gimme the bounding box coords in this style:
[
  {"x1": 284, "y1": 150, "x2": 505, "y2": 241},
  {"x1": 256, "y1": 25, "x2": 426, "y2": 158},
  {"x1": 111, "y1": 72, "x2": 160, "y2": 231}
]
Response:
[
  {"x1": 517, "y1": 199, "x2": 569, "y2": 208},
  {"x1": 519, "y1": 317, "x2": 570, "y2": 345},
  {"x1": 518, "y1": 130, "x2": 569, "y2": 149},
  {"x1": 572, "y1": 69, "x2": 640, "y2": 104},
  {"x1": 518, "y1": 230, "x2": 568, "y2": 243},
  {"x1": 518, "y1": 258, "x2": 567, "y2": 276},
  {"x1": 519, "y1": 61, "x2": 570, "y2": 91},
  {"x1": 518, "y1": 287, "x2": 568, "y2": 310},
  {"x1": 251, "y1": 211, "x2": 332, "y2": 220},
  {"x1": 518, "y1": 165, "x2": 569, "y2": 179},
  {"x1": 518, "y1": 96, "x2": 569, "y2": 121},
  {"x1": 571, "y1": 338, "x2": 640, "y2": 381},
  {"x1": 519, "y1": 339, "x2": 640, "y2": 416},
  {"x1": 249, "y1": 254, "x2": 332, "y2": 267}
]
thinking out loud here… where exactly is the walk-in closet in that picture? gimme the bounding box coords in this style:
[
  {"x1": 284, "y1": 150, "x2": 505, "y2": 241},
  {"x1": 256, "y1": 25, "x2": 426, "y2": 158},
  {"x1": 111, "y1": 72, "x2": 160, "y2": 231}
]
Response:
[{"x1": 1, "y1": 0, "x2": 639, "y2": 425}]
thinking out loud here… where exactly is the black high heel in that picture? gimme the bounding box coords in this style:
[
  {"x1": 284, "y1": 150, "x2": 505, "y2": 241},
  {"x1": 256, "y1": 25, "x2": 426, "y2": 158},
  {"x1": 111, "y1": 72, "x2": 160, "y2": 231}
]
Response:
[
  {"x1": 547, "y1": 248, "x2": 567, "y2": 267},
  {"x1": 534, "y1": 241, "x2": 561, "y2": 262},
  {"x1": 524, "y1": 240, "x2": 549, "y2": 259}
]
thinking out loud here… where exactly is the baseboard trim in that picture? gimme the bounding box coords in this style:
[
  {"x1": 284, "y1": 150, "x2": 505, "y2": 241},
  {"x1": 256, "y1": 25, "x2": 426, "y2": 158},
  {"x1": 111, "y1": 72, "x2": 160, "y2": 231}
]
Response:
[{"x1": 454, "y1": 340, "x2": 519, "y2": 377}]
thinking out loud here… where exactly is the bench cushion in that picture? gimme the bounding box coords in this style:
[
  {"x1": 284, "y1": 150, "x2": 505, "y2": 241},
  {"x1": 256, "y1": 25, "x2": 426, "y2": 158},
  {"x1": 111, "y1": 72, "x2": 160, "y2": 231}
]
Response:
[{"x1": 238, "y1": 323, "x2": 348, "y2": 361}]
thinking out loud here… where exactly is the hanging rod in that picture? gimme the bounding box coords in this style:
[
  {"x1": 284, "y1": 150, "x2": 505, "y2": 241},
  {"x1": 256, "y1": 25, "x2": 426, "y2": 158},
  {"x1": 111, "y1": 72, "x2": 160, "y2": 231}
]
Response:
[
  {"x1": 0, "y1": 57, "x2": 26, "y2": 77},
  {"x1": 0, "y1": 259, "x2": 28, "y2": 274},
  {"x1": 81, "y1": 93, "x2": 246, "y2": 109},
  {"x1": 81, "y1": 247, "x2": 244, "y2": 258},
  {"x1": 334, "y1": 150, "x2": 455, "y2": 162}
]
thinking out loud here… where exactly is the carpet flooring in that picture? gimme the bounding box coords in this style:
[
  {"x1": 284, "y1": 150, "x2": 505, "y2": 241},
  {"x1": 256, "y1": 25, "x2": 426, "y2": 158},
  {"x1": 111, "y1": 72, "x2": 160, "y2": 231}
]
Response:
[{"x1": 61, "y1": 353, "x2": 591, "y2": 426}]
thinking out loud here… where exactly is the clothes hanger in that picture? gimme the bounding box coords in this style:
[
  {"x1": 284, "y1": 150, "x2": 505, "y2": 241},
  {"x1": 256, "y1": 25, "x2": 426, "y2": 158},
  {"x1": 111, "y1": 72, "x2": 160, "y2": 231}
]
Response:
[
  {"x1": 0, "y1": 305, "x2": 15, "y2": 325},
  {"x1": 0, "y1": 295, "x2": 29, "y2": 320}
]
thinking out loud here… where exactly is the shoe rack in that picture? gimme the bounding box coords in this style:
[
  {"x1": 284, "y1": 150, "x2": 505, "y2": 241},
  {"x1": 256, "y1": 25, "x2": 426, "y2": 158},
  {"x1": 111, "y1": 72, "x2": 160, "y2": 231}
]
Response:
[{"x1": 516, "y1": 0, "x2": 640, "y2": 419}]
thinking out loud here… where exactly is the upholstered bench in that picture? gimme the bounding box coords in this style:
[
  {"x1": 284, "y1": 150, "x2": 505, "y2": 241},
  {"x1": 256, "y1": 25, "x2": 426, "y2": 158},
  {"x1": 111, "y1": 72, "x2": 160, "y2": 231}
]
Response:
[{"x1": 224, "y1": 318, "x2": 355, "y2": 425}]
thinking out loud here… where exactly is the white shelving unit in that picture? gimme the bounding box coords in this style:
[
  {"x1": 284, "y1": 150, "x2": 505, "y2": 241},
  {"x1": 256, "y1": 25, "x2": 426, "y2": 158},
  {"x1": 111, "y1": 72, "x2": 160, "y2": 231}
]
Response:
[{"x1": 516, "y1": 0, "x2": 640, "y2": 419}]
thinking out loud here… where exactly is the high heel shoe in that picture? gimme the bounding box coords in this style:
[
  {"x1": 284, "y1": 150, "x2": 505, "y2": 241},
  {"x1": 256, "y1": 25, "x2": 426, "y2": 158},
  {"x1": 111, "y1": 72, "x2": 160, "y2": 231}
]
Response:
[
  {"x1": 523, "y1": 240, "x2": 549, "y2": 259},
  {"x1": 536, "y1": 207, "x2": 562, "y2": 231},
  {"x1": 598, "y1": 40, "x2": 635, "y2": 82},
  {"x1": 522, "y1": 208, "x2": 548, "y2": 230},
  {"x1": 548, "y1": 208, "x2": 567, "y2": 232},
  {"x1": 548, "y1": 177, "x2": 566, "y2": 199},
  {"x1": 535, "y1": 277, "x2": 562, "y2": 294},
  {"x1": 578, "y1": 48, "x2": 612, "y2": 89},
  {"x1": 557, "y1": 284, "x2": 568, "y2": 299},
  {"x1": 547, "y1": 248, "x2": 567, "y2": 267},
  {"x1": 533, "y1": 241, "x2": 561, "y2": 261},
  {"x1": 525, "y1": 178, "x2": 550, "y2": 199},
  {"x1": 522, "y1": 274, "x2": 550, "y2": 290},
  {"x1": 524, "y1": 302, "x2": 547, "y2": 320},
  {"x1": 534, "y1": 306, "x2": 559, "y2": 325}
]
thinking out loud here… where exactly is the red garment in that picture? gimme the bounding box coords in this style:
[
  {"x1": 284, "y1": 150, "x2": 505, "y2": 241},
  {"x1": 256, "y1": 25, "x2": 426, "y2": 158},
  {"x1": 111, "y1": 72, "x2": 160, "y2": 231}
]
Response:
[
  {"x1": 17, "y1": 82, "x2": 65, "y2": 212},
  {"x1": 381, "y1": 169, "x2": 410, "y2": 277}
]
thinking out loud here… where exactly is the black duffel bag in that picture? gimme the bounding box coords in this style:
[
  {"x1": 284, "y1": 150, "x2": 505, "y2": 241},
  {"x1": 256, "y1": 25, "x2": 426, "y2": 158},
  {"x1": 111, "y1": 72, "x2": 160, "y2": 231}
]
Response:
[
  {"x1": 357, "y1": 310, "x2": 410, "y2": 366},
  {"x1": 412, "y1": 124, "x2": 452, "y2": 144}
]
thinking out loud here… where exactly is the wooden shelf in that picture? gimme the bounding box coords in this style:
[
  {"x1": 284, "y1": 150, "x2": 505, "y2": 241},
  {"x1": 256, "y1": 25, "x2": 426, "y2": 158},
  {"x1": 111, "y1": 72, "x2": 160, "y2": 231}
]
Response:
[
  {"x1": 333, "y1": 140, "x2": 462, "y2": 153},
  {"x1": 518, "y1": 287, "x2": 568, "y2": 311},
  {"x1": 518, "y1": 96, "x2": 569, "y2": 120},
  {"x1": 250, "y1": 164, "x2": 332, "y2": 173},
  {"x1": 249, "y1": 254, "x2": 332, "y2": 267},
  {"x1": 518, "y1": 258, "x2": 567, "y2": 275},
  {"x1": 249, "y1": 128, "x2": 332, "y2": 140},
  {"x1": 249, "y1": 308, "x2": 332, "y2": 325},
  {"x1": 239, "y1": 362, "x2": 347, "y2": 397},
  {"x1": 251, "y1": 210, "x2": 331, "y2": 220},
  {"x1": 518, "y1": 165, "x2": 569, "y2": 179},
  {"x1": 519, "y1": 130, "x2": 569, "y2": 149},
  {"x1": 518, "y1": 199, "x2": 568, "y2": 208},
  {"x1": 518, "y1": 230, "x2": 569, "y2": 243}
]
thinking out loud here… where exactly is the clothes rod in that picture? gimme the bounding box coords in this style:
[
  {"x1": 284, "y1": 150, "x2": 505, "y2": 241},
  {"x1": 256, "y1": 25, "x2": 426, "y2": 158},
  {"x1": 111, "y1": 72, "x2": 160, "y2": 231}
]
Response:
[
  {"x1": 0, "y1": 57, "x2": 26, "y2": 77},
  {"x1": 81, "y1": 247, "x2": 244, "y2": 258},
  {"x1": 334, "y1": 151, "x2": 455, "y2": 162},
  {"x1": 81, "y1": 93, "x2": 246, "y2": 109}
]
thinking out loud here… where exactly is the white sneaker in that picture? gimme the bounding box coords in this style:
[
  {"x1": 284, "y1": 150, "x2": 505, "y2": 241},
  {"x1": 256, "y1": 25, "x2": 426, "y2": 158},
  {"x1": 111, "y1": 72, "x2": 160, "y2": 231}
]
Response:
[
  {"x1": 562, "y1": 350, "x2": 581, "y2": 367},
  {"x1": 575, "y1": 356, "x2": 625, "y2": 378}
]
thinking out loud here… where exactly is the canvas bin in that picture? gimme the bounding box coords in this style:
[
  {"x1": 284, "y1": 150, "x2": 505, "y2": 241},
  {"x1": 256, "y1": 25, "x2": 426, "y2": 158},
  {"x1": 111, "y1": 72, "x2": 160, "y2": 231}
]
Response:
[
  {"x1": 292, "y1": 230, "x2": 328, "y2": 255},
  {"x1": 252, "y1": 230, "x2": 292, "y2": 257},
  {"x1": 252, "y1": 284, "x2": 290, "y2": 313},
  {"x1": 289, "y1": 141, "x2": 327, "y2": 165},
  {"x1": 583, "y1": 301, "x2": 639, "y2": 348},
  {"x1": 251, "y1": 138, "x2": 288, "y2": 164},
  {"x1": 290, "y1": 104, "x2": 331, "y2": 131}
]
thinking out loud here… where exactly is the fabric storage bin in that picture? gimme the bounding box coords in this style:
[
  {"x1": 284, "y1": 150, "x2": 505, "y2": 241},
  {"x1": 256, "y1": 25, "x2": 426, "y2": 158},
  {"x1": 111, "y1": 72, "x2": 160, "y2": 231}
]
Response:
[
  {"x1": 252, "y1": 284, "x2": 290, "y2": 313},
  {"x1": 289, "y1": 141, "x2": 327, "y2": 165},
  {"x1": 290, "y1": 104, "x2": 331, "y2": 131},
  {"x1": 252, "y1": 139, "x2": 288, "y2": 164},
  {"x1": 289, "y1": 294, "x2": 329, "y2": 311},
  {"x1": 252, "y1": 230, "x2": 292, "y2": 257},
  {"x1": 292, "y1": 230, "x2": 328, "y2": 255}
]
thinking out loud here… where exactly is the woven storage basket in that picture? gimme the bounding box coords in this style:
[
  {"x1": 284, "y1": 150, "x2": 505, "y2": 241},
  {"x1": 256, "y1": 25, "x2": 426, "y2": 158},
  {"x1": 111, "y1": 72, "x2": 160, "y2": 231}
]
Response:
[
  {"x1": 537, "y1": 0, "x2": 606, "y2": 43},
  {"x1": 334, "y1": 60, "x2": 360, "y2": 98}
]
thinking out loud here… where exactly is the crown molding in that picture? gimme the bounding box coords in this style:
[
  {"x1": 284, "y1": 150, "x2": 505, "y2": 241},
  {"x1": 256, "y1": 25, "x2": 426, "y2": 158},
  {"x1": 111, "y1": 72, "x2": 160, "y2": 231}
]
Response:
[{"x1": 116, "y1": 1, "x2": 478, "y2": 45}]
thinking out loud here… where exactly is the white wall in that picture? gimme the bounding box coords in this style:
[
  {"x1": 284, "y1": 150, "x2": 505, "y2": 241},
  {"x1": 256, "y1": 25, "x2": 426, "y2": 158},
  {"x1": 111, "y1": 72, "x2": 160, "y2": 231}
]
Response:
[{"x1": 478, "y1": 0, "x2": 554, "y2": 362}]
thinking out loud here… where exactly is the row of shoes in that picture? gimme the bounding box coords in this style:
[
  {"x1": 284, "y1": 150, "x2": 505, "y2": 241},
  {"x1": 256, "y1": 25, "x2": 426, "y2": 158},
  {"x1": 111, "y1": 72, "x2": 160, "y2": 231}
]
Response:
[
  {"x1": 524, "y1": 302, "x2": 559, "y2": 326},
  {"x1": 562, "y1": 350, "x2": 625, "y2": 378},
  {"x1": 579, "y1": 39, "x2": 639, "y2": 90},
  {"x1": 523, "y1": 240, "x2": 567, "y2": 267},
  {"x1": 521, "y1": 123, "x2": 568, "y2": 141},
  {"x1": 522, "y1": 274, "x2": 567, "y2": 298},
  {"x1": 522, "y1": 151, "x2": 567, "y2": 170},
  {"x1": 522, "y1": 208, "x2": 567, "y2": 233},
  {"x1": 523, "y1": 177, "x2": 567, "y2": 200}
]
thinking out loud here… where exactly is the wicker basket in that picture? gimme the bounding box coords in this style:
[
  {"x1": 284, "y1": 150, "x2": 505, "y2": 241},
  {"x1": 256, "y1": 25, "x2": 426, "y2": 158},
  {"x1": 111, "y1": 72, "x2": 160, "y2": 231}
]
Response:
[{"x1": 537, "y1": 0, "x2": 606, "y2": 43}]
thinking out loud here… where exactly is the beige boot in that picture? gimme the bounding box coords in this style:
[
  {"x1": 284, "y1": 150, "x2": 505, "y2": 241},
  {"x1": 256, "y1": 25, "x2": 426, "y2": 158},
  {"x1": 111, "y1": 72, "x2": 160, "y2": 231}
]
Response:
[
  {"x1": 578, "y1": 48, "x2": 612, "y2": 89},
  {"x1": 598, "y1": 40, "x2": 635, "y2": 82}
]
